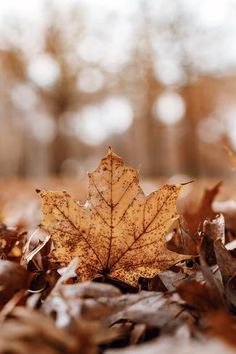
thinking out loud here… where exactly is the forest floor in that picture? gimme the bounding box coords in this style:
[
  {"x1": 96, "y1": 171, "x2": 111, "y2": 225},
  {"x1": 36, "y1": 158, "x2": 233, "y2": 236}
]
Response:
[{"x1": 0, "y1": 172, "x2": 236, "y2": 354}]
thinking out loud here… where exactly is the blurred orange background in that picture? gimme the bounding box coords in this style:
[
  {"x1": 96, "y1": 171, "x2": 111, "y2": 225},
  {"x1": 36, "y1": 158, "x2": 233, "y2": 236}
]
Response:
[{"x1": 0, "y1": 0, "x2": 236, "y2": 179}]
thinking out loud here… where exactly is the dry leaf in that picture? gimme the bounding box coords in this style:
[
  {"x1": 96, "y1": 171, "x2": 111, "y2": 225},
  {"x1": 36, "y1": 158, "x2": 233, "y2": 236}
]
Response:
[
  {"x1": 168, "y1": 182, "x2": 222, "y2": 255},
  {"x1": 203, "y1": 214, "x2": 225, "y2": 243},
  {"x1": 201, "y1": 214, "x2": 225, "y2": 266},
  {"x1": 177, "y1": 280, "x2": 222, "y2": 314},
  {"x1": 167, "y1": 227, "x2": 199, "y2": 256},
  {"x1": 104, "y1": 291, "x2": 181, "y2": 328},
  {"x1": 105, "y1": 325, "x2": 236, "y2": 354},
  {"x1": 214, "y1": 240, "x2": 236, "y2": 311},
  {"x1": 214, "y1": 239, "x2": 236, "y2": 286},
  {"x1": 43, "y1": 282, "x2": 181, "y2": 332},
  {"x1": 38, "y1": 149, "x2": 185, "y2": 286},
  {"x1": 52, "y1": 257, "x2": 79, "y2": 293},
  {"x1": 43, "y1": 281, "x2": 122, "y2": 326},
  {"x1": 182, "y1": 181, "x2": 222, "y2": 236},
  {"x1": 59, "y1": 281, "x2": 122, "y2": 299},
  {"x1": 199, "y1": 253, "x2": 225, "y2": 310},
  {"x1": 0, "y1": 307, "x2": 116, "y2": 354}
]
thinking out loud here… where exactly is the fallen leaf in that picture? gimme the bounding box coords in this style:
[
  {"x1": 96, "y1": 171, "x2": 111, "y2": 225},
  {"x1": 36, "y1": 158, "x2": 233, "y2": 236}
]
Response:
[
  {"x1": 104, "y1": 291, "x2": 181, "y2": 329},
  {"x1": 105, "y1": 325, "x2": 236, "y2": 354},
  {"x1": 52, "y1": 257, "x2": 79, "y2": 293},
  {"x1": 21, "y1": 228, "x2": 51, "y2": 267},
  {"x1": 38, "y1": 149, "x2": 186, "y2": 286},
  {"x1": 201, "y1": 214, "x2": 225, "y2": 266},
  {"x1": 182, "y1": 182, "x2": 222, "y2": 236},
  {"x1": 177, "y1": 280, "x2": 222, "y2": 314},
  {"x1": 203, "y1": 214, "x2": 225, "y2": 243},
  {"x1": 43, "y1": 281, "x2": 182, "y2": 335},
  {"x1": 0, "y1": 307, "x2": 117, "y2": 354},
  {"x1": 211, "y1": 239, "x2": 236, "y2": 310},
  {"x1": 158, "y1": 269, "x2": 187, "y2": 291},
  {"x1": 225, "y1": 274, "x2": 236, "y2": 309},
  {"x1": 43, "y1": 281, "x2": 122, "y2": 326},
  {"x1": 167, "y1": 226, "x2": 200, "y2": 255},
  {"x1": 199, "y1": 257, "x2": 225, "y2": 311},
  {"x1": 168, "y1": 182, "x2": 222, "y2": 255},
  {"x1": 214, "y1": 239, "x2": 236, "y2": 285}
]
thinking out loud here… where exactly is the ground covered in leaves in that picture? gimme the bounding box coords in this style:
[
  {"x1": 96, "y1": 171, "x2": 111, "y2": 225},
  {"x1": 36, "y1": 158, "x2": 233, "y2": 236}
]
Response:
[{"x1": 0, "y1": 150, "x2": 236, "y2": 354}]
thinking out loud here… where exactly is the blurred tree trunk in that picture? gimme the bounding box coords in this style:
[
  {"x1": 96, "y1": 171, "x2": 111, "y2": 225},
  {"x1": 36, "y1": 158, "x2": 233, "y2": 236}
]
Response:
[{"x1": 181, "y1": 85, "x2": 201, "y2": 176}]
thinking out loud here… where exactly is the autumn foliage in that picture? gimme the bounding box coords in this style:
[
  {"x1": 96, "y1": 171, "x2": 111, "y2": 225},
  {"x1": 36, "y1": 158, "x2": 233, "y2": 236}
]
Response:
[
  {"x1": 38, "y1": 149, "x2": 186, "y2": 286},
  {"x1": 0, "y1": 149, "x2": 236, "y2": 354}
]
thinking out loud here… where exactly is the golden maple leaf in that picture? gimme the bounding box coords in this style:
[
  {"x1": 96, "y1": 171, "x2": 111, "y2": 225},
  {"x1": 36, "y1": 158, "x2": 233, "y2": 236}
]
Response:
[{"x1": 38, "y1": 149, "x2": 186, "y2": 286}]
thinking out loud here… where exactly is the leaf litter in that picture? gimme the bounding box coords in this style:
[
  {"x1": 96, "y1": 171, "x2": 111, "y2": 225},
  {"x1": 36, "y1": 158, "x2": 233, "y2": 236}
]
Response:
[{"x1": 0, "y1": 149, "x2": 235, "y2": 353}]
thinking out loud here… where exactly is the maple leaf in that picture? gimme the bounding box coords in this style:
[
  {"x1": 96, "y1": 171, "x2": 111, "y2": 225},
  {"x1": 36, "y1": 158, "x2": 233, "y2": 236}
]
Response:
[{"x1": 38, "y1": 149, "x2": 186, "y2": 286}]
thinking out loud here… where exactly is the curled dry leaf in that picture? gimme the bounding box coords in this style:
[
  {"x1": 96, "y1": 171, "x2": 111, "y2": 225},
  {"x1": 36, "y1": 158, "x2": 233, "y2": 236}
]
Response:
[
  {"x1": 182, "y1": 182, "x2": 222, "y2": 236},
  {"x1": 213, "y1": 239, "x2": 236, "y2": 308},
  {"x1": 176, "y1": 216, "x2": 227, "y2": 314},
  {"x1": 167, "y1": 227, "x2": 200, "y2": 256},
  {"x1": 52, "y1": 257, "x2": 80, "y2": 293},
  {"x1": 214, "y1": 239, "x2": 236, "y2": 285},
  {"x1": 21, "y1": 228, "x2": 51, "y2": 267},
  {"x1": 199, "y1": 256, "x2": 225, "y2": 311},
  {"x1": 168, "y1": 182, "x2": 222, "y2": 256},
  {"x1": 201, "y1": 214, "x2": 225, "y2": 266},
  {"x1": 38, "y1": 149, "x2": 186, "y2": 286},
  {"x1": 158, "y1": 270, "x2": 187, "y2": 292},
  {"x1": 203, "y1": 214, "x2": 225, "y2": 243},
  {"x1": 225, "y1": 275, "x2": 236, "y2": 309}
]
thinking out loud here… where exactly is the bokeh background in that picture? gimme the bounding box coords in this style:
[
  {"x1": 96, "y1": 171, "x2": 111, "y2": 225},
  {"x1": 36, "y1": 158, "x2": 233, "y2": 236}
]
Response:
[{"x1": 1, "y1": 0, "x2": 236, "y2": 179}]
